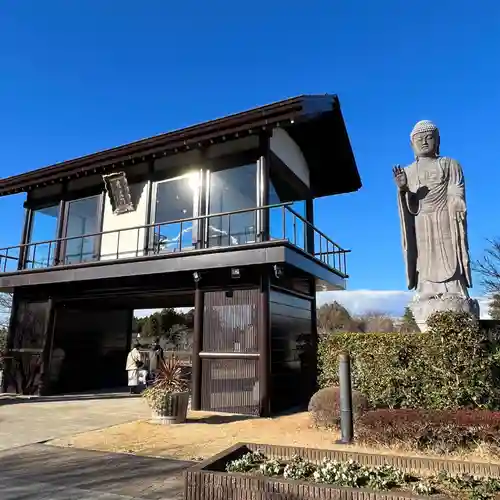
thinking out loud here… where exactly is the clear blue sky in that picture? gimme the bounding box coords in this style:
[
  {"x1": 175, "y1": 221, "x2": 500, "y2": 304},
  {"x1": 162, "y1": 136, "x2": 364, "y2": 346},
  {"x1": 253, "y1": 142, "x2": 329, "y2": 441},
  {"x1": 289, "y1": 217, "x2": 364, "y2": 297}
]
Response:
[{"x1": 0, "y1": 1, "x2": 499, "y2": 297}]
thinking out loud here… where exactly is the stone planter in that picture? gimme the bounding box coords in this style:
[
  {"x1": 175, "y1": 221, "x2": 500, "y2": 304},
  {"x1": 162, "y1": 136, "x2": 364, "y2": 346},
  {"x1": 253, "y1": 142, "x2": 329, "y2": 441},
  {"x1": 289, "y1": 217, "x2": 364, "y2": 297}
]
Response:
[
  {"x1": 185, "y1": 443, "x2": 500, "y2": 500},
  {"x1": 150, "y1": 391, "x2": 189, "y2": 425}
]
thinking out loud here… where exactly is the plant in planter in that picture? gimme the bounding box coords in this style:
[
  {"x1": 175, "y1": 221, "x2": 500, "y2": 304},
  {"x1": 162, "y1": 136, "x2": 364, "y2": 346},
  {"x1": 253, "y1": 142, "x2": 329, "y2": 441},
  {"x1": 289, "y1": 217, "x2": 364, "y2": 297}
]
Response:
[
  {"x1": 223, "y1": 451, "x2": 500, "y2": 499},
  {"x1": 142, "y1": 355, "x2": 190, "y2": 425}
]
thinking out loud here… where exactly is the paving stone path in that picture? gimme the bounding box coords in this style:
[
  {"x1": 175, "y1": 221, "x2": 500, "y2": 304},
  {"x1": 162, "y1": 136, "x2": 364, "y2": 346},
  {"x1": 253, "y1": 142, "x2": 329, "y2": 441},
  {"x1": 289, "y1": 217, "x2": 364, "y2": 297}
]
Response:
[
  {"x1": 0, "y1": 392, "x2": 150, "y2": 451},
  {"x1": 0, "y1": 444, "x2": 191, "y2": 499},
  {"x1": 0, "y1": 393, "x2": 192, "y2": 499}
]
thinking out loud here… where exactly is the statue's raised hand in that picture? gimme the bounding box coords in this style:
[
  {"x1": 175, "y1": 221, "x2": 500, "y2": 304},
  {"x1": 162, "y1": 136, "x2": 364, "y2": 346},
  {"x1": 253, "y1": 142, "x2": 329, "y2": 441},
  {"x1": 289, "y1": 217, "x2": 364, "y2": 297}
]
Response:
[{"x1": 393, "y1": 165, "x2": 408, "y2": 191}]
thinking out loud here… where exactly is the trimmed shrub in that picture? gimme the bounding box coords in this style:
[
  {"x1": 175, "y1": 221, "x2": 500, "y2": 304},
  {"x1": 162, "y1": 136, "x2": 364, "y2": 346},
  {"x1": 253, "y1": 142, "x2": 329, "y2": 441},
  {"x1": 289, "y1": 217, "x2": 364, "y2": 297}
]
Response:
[
  {"x1": 356, "y1": 409, "x2": 500, "y2": 454},
  {"x1": 318, "y1": 311, "x2": 500, "y2": 410},
  {"x1": 308, "y1": 386, "x2": 368, "y2": 428}
]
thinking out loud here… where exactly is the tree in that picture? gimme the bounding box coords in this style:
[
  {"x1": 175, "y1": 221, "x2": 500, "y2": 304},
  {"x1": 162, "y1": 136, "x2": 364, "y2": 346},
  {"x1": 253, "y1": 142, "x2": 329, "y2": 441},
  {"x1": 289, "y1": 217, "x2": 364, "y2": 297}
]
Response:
[
  {"x1": 0, "y1": 326, "x2": 6, "y2": 356},
  {"x1": 0, "y1": 293, "x2": 12, "y2": 360},
  {"x1": 183, "y1": 308, "x2": 195, "y2": 329},
  {"x1": 400, "y1": 306, "x2": 420, "y2": 333},
  {"x1": 474, "y1": 238, "x2": 500, "y2": 294},
  {"x1": 317, "y1": 302, "x2": 360, "y2": 333},
  {"x1": 140, "y1": 312, "x2": 162, "y2": 339},
  {"x1": 356, "y1": 311, "x2": 395, "y2": 333},
  {"x1": 488, "y1": 292, "x2": 500, "y2": 320},
  {"x1": 134, "y1": 308, "x2": 193, "y2": 343},
  {"x1": 166, "y1": 324, "x2": 191, "y2": 350},
  {"x1": 159, "y1": 308, "x2": 186, "y2": 334},
  {"x1": 0, "y1": 292, "x2": 12, "y2": 329}
]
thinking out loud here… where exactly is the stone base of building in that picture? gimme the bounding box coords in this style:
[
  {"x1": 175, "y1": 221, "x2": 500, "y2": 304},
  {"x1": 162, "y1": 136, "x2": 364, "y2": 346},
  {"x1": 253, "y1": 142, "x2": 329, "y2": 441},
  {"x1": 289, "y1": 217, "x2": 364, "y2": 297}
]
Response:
[{"x1": 410, "y1": 293, "x2": 480, "y2": 332}]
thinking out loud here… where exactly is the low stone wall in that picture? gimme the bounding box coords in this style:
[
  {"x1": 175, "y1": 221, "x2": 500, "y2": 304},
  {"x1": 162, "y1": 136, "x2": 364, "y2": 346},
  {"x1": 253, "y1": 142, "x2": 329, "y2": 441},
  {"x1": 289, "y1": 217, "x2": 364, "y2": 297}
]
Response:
[{"x1": 184, "y1": 443, "x2": 500, "y2": 500}]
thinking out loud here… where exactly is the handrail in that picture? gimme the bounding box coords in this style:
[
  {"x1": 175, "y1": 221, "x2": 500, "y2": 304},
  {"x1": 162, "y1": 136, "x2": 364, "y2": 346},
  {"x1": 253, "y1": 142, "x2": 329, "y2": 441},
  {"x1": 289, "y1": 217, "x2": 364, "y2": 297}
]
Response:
[
  {"x1": 0, "y1": 203, "x2": 292, "y2": 252},
  {"x1": 0, "y1": 203, "x2": 350, "y2": 276},
  {"x1": 285, "y1": 205, "x2": 348, "y2": 253}
]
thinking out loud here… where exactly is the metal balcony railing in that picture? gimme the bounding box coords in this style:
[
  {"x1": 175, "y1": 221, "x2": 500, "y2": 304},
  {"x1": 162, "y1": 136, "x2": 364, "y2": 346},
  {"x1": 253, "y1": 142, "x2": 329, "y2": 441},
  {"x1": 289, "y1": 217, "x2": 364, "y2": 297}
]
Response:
[{"x1": 0, "y1": 204, "x2": 349, "y2": 277}]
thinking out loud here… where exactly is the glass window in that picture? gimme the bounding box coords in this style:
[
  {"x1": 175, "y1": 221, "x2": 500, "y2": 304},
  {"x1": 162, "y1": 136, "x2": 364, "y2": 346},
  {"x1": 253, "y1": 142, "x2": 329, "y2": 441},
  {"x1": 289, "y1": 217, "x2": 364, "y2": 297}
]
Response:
[
  {"x1": 208, "y1": 164, "x2": 257, "y2": 247},
  {"x1": 63, "y1": 195, "x2": 101, "y2": 265},
  {"x1": 152, "y1": 174, "x2": 198, "y2": 253},
  {"x1": 27, "y1": 205, "x2": 59, "y2": 269},
  {"x1": 269, "y1": 180, "x2": 306, "y2": 250}
]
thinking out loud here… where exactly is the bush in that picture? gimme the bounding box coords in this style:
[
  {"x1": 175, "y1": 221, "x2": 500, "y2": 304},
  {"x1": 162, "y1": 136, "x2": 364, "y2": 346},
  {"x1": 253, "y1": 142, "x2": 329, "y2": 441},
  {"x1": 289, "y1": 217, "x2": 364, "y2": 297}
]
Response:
[
  {"x1": 318, "y1": 311, "x2": 500, "y2": 410},
  {"x1": 308, "y1": 386, "x2": 368, "y2": 428},
  {"x1": 356, "y1": 409, "x2": 500, "y2": 454}
]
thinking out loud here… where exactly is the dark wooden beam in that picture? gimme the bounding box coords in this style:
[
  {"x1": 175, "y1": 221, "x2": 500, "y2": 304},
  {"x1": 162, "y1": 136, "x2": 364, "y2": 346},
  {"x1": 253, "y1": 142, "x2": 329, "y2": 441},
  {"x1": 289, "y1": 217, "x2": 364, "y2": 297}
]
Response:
[
  {"x1": 125, "y1": 308, "x2": 134, "y2": 355},
  {"x1": 143, "y1": 160, "x2": 155, "y2": 254},
  {"x1": 54, "y1": 198, "x2": 67, "y2": 265},
  {"x1": 305, "y1": 198, "x2": 315, "y2": 255},
  {"x1": 196, "y1": 169, "x2": 207, "y2": 251},
  {"x1": 258, "y1": 272, "x2": 271, "y2": 417},
  {"x1": 310, "y1": 277, "x2": 319, "y2": 395},
  {"x1": 18, "y1": 208, "x2": 32, "y2": 270},
  {"x1": 93, "y1": 192, "x2": 106, "y2": 260},
  {"x1": 257, "y1": 132, "x2": 270, "y2": 242},
  {"x1": 38, "y1": 298, "x2": 56, "y2": 396},
  {"x1": 191, "y1": 285, "x2": 204, "y2": 411}
]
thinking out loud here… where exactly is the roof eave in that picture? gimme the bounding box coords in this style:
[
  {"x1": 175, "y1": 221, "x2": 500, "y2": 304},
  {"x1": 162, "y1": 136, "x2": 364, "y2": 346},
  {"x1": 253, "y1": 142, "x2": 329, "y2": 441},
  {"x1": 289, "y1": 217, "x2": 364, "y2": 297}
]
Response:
[{"x1": 0, "y1": 94, "x2": 356, "y2": 197}]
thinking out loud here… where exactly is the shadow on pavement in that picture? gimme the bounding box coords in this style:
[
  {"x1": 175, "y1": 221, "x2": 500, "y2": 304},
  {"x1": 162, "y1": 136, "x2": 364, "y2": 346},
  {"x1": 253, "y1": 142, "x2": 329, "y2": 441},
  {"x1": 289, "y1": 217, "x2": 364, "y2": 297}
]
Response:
[
  {"x1": 0, "y1": 444, "x2": 192, "y2": 500},
  {"x1": 0, "y1": 389, "x2": 138, "y2": 406}
]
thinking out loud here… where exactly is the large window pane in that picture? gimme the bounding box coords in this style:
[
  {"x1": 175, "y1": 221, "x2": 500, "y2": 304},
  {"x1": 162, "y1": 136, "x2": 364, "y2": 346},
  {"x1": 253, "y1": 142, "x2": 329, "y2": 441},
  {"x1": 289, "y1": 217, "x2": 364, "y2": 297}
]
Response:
[
  {"x1": 269, "y1": 180, "x2": 306, "y2": 250},
  {"x1": 27, "y1": 205, "x2": 59, "y2": 269},
  {"x1": 152, "y1": 174, "x2": 197, "y2": 253},
  {"x1": 208, "y1": 164, "x2": 257, "y2": 247},
  {"x1": 63, "y1": 196, "x2": 101, "y2": 265}
]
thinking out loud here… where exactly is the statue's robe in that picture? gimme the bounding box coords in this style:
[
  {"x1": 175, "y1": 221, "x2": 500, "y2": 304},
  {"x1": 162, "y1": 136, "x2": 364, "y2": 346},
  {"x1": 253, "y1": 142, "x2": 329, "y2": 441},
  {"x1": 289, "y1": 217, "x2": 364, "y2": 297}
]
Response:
[{"x1": 397, "y1": 157, "x2": 472, "y2": 298}]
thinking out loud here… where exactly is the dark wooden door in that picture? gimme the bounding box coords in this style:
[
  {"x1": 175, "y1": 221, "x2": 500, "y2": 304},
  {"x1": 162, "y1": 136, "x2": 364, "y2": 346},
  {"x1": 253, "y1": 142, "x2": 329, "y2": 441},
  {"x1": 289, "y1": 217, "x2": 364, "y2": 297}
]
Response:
[{"x1": 200, "y1": 289, "x2": 260, "y2": 415}]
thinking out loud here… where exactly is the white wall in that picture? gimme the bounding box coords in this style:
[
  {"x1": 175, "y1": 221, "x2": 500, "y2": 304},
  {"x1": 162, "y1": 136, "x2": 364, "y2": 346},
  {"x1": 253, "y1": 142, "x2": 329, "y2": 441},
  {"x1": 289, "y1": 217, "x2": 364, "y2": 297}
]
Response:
[
  {"x1": 270, "y1": 128, "x2": 310, "y2": 188},
  {"x1": 100, "y1": 181, "x2": 149, "y2": 260}
]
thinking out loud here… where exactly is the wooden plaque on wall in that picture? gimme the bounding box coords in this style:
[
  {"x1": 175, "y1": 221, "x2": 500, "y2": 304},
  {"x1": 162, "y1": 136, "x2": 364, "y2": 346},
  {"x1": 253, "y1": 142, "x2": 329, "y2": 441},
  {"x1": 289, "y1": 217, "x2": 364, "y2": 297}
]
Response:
[{"x1": 102, "y1": 171, "x2": 135, "y2": 215}]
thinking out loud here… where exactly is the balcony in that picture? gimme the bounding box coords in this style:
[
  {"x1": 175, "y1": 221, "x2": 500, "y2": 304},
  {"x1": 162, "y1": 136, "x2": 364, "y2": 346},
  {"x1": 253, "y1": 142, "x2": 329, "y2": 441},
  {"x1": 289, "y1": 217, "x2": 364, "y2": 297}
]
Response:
[{"x1": 0, "y1": 204, "x2": 348, "y2": 282}]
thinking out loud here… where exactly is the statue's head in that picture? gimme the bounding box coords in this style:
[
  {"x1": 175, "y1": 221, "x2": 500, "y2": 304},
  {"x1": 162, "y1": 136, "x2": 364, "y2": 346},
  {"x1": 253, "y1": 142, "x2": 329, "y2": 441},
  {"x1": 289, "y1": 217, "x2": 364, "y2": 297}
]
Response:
[{"x1": 410, "y1": 120, "x2": 440, "y2": 158}]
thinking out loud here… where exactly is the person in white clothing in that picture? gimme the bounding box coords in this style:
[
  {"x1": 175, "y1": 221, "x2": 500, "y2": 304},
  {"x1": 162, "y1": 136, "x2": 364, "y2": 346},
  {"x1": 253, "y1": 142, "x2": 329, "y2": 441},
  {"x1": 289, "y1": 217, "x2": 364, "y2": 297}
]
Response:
[{"x1": 126, "y1": 342, "x2": 144, "y2": 394}]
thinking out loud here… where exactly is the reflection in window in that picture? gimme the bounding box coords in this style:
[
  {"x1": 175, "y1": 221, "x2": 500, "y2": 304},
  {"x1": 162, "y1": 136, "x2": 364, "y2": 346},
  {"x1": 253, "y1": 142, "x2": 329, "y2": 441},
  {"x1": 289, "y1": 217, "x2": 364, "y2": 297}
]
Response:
[
  {"x1": 153, "y1": 174, "x2": 198, "y2": 253},
  {"x1": 27, "y1": 205, "x2": 59, "y2": 269},
  {"x1": 269, "y1": 180, "x2": 306, "y2": 250},
  {"x1": 63, "y1": 196, "x2": 101, "y2": 265},
  {"x1": 11, "y1": 300, "x2": 49, "y2": 350},
  {"x1": 208, "y1": 164, "x2": 257, "y2": 247}
]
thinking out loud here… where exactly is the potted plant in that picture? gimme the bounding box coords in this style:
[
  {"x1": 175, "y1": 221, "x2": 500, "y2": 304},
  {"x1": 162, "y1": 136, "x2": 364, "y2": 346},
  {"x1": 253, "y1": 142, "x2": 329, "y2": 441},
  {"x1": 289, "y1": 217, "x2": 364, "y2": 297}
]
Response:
[{"x1": 143, "y1": 354, "x2": 190, "y2": 425}]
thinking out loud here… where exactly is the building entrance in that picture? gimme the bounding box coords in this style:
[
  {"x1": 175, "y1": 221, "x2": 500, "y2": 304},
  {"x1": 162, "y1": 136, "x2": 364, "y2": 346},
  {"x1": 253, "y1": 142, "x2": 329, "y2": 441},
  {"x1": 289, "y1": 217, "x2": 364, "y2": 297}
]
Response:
[
  {"x1": 4, "y1": 288, "x2": 195, "y2": 396},
  {"x1": 50, "y1": 307, "x2": 132, "y2": 394}
]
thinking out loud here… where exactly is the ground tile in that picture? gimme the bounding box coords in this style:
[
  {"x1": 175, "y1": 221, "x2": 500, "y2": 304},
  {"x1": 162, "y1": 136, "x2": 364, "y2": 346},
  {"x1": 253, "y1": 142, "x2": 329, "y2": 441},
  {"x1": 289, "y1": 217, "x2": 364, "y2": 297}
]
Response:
[{"x1": 0, "y1": 444, "x2": 191, "y2": 500}]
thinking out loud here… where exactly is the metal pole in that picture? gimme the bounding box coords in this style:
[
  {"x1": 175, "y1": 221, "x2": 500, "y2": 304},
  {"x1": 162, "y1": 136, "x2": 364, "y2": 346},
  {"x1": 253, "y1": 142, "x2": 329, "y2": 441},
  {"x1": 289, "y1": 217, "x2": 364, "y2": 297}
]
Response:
[
  {"x1": 191, "y1": 286, "x2": 204, "y2": 411},
  {"x1": 336, "y1": 352, "x2": 354, "y2": 444}
]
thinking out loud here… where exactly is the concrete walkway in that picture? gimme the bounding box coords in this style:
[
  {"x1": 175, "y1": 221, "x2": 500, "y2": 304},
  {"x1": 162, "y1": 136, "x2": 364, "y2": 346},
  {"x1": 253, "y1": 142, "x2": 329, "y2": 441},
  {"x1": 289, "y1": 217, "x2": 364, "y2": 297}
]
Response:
[
  {"x1": 0, "y1": 444, "x2": 191, "y2": 499},
  {"x1": 0, "y1": 394, "x2": 192, "y2": 499},
  {"x1": 0, "y1": 392, "x2": 150, "y2": 451}
]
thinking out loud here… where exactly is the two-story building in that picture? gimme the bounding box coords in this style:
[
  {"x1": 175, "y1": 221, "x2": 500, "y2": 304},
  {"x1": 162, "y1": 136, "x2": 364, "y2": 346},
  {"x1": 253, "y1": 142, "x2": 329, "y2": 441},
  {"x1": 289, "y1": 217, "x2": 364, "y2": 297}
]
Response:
[{"x1": 0, "y1": 94, "x2": 361, "y2": 416}]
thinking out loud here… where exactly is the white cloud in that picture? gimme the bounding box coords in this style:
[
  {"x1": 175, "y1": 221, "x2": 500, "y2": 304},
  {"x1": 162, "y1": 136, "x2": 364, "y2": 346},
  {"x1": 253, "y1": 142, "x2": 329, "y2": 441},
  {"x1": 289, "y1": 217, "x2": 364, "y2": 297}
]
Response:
[
  {"x1": 317, "y1": 289, "x2": 492, "y2": 319},
  {"x1": 317, "y1": 290, "x2": 413, "y2": 317}
]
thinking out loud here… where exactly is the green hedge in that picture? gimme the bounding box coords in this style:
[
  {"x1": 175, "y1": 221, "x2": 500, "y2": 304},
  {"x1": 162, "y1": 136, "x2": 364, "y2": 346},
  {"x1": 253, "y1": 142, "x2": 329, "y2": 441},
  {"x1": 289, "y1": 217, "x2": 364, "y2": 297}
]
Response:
[{"x1": 318, "y1": 311, "x2": 500, "y2": 410}]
